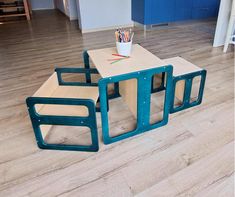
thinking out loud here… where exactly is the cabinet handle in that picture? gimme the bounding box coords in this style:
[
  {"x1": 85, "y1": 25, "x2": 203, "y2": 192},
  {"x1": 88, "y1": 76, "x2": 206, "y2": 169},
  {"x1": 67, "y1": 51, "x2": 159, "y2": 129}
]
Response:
[{"x1": 200, "y1": 8, "x2": 209, "y2": 11}]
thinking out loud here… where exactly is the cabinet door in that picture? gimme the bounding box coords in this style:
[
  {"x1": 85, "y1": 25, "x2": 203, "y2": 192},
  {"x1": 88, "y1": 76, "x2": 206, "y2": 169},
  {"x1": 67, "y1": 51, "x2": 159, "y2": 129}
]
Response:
[
  {"x1": 175, "y1": 0, "x2": 193, "y2": 21},
  {"x1": 131, "y1": 0, "x2": 145, "y2": 24},
  {"x1": 192, "y1": 6, "x2": 219, "y2": 19},
  {"x1": 193, "y1": 0, "x2": 220, "y2": 8},
  {"x1": 151, "y1": 0, "x2": 175, "y2": 24},
  {"x1": 192, "y1": 0, "x2": 220, "y2": 19}
]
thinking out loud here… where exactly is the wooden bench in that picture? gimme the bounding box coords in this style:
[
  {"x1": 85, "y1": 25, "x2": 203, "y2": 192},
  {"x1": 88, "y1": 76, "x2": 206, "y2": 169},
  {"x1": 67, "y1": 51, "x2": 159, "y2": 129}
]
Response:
[
  {"x1": 26, "y1": 68, "x2": 100, "y2": 152},
  {"x1": 163, "y1": 57, "x2": 207, "y2": 113}
]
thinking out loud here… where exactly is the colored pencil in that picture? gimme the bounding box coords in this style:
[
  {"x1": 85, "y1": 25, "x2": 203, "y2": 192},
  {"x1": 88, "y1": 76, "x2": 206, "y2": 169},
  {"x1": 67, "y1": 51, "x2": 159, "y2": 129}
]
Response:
[
  {"x1": 110, "y1": 56, "x2": 129, "y2": 64},
  {"x1": 110, "y1": 58, "x2": 125, "y2": 64},
  {"x1": 107, "y1": 58, "x2": 125, "y2": 61},
  {"x1": 115, "y1": 28, "x2": 133, "y2": 43},
  {"x1": 112, "y1": 53, "x2": 129, "y2": 57}
]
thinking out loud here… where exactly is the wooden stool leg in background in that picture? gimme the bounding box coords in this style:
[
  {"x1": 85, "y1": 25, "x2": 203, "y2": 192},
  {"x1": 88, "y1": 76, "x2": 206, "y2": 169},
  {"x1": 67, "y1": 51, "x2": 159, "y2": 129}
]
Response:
[{"x1": 23, "y1": 0, "x2": 31, "y2": 20}]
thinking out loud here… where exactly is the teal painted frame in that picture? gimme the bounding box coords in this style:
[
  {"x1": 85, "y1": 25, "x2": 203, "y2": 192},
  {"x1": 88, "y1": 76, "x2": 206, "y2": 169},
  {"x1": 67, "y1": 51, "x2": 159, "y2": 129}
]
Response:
[
  {"x1": 26, "y1": 97, "x2": 99, "y2": 152},
  {"x1": 55, "y1": 67, "x2": 99, "y2": 86},
  {"x1": 170, "y1": 69, "x2": 207, "y2": 113},
  {"x1": 26, "y1": 68, "x2": 100, "y2": 152},
  {"x1": 98, "y1": 65, "x2": 173, "y2": 144}
]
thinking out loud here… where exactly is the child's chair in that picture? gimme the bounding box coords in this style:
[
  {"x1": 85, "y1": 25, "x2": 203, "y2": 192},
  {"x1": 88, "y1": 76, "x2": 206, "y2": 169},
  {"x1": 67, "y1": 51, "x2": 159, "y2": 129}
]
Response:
[
  {"x1": 163, "y1": 57, "x2": 207, "y2": 113},
  {"x1": 26, "y1": 68, "x2": 100, "y2": 152}
]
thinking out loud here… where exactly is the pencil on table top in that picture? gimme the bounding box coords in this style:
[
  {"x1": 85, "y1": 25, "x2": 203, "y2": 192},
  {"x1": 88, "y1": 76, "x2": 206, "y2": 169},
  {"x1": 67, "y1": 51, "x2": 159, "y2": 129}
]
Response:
[
  {"x1": 107, "y1": 58, "x2": 125, "y2": 61},
  {"x1": 109, "y1": 56, "x2": 130, "y2": 64},
  {"x1": 112, "y1": 53, "x2": 129, "y2": 57},
  {"x1": 110, "y1": 58, "x2": 127, "y2": 64}
]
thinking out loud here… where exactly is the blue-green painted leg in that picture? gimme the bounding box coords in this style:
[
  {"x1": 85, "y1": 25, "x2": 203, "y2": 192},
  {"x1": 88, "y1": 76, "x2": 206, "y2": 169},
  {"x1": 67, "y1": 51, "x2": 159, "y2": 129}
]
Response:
[
  {"x1": 151, "y1": 72, "x2": 166, "y2": 93},
  {"x1": 109, "y1": 82, "x2": 120, "y2": 99},
  {"x1": 99, "y1": 66, "x2": 173, "y2": 144},
  {"x1": 83, "y1": 50, "x2": 92, "y2": 83},
  {"x1": 96, "y1": 87, "x2": 109, "y2": 113}
]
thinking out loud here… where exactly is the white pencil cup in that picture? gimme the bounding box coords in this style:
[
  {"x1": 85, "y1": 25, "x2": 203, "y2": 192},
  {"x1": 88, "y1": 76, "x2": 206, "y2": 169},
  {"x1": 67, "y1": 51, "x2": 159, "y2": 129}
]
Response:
[{"x1": 116, "y1": 41, "x2": 132, "y2": 56}]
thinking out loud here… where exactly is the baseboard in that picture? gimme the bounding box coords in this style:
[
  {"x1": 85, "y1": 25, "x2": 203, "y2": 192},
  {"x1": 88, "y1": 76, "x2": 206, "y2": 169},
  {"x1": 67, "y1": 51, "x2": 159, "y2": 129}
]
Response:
[
  {"x1": 69, "y1": 16, "x2": 78, "y2": 21},
  {"x1": 55, "y1": 9, "x2": 78, "y2": 21},
  {"x1": 81, "y1": 23, "x2": 134, "y2": 33},
  {"x1": 32, "y1": 8, "x2": 55, "y2": 11},
  {"x1": 134, "y1": 21, "x2": 144, "y2": 27}
]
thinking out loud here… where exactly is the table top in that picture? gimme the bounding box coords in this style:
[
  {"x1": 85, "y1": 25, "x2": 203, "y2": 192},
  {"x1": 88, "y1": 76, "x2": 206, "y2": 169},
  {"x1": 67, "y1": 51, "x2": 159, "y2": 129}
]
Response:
[
  {"x1": 88, "y1": 44, "x2": 202, "y2": 78},
  {"x1": 88, "y1": 44, "x2": 166, "y2": 78}
]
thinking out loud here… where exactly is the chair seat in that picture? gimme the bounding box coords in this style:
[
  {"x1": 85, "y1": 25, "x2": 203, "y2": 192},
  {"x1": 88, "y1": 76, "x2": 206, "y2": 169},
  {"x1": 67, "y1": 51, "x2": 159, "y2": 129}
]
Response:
[
  {"x1": 163, "y1": 57, "x2": 202, "y2": 77},
  {"x1": 38, "y1": 86, "x2": 99, "y2": 117},
  {"x1": 164, "y1": 57, "x2": 207, "y2": 113}
]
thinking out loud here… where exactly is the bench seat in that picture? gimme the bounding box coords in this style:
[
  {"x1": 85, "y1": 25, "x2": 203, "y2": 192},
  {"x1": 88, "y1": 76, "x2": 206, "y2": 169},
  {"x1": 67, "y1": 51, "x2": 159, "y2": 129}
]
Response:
[
  {"x1": 163, "y1": 57, "x2": 202, "y2": 77},
  {"x1": 163, "y1": 57, "x2": 207, "y2": 113},
  {"x1": 38, "y1": 86, "x2": 99, "y2": 117}
]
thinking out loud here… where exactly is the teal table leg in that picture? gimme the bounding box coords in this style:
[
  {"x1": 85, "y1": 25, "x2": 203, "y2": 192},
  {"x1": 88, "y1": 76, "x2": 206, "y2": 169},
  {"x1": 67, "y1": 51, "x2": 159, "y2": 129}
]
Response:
[
  {"x1": 151, "y1": 72, "x2": 165, "y2": 93},
  {"x1": 98, "y1": 65, "x2": 173, "y2": 144},
  {"x1": 83, "y1": 51, "x2": 92, "y2": 83}
]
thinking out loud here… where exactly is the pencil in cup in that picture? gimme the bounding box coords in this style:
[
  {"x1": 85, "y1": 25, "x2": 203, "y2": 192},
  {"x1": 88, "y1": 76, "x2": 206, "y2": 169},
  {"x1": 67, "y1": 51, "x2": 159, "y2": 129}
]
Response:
[
  {"x1": 115, "y1": 28, "x2": 134, "y2": 43},
  {"x1": 115, "y1": 29, "x2": 134, "y2": 56}
]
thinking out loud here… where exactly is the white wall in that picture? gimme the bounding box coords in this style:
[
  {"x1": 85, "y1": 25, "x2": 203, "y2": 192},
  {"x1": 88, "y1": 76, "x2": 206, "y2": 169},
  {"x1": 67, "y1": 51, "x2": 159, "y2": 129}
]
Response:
[
  {"x1": 54, "y1": 0, "x2": 78, "y2": 20},
  {"x1": 78, "y1": 0, "x2": 133, "y2": 33},
  {"x1": 30, "y1": 0, "x2": 54, "y2": 10},
  {"x1": 76, "y1": 0, "x2": 81, "y2": 28},
  {"x1": 69, "y1": 0, "x2": 78, "y2": 20},
  {"x1": 213, "y1": 0, "x2": 232, "y2": 47},
  {"x1": 54, "y1": 0, "x2": 69, "y2": 17}
]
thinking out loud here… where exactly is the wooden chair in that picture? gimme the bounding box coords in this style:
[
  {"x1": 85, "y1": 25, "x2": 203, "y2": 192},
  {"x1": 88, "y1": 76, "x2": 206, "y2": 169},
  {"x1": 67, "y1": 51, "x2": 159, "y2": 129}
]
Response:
[
  {"x1": 163, "y1": 57, "x2": 207, "y2": 113},
  {"x1": 26, "y1": 68, "x2": 100, "y2": 152}
]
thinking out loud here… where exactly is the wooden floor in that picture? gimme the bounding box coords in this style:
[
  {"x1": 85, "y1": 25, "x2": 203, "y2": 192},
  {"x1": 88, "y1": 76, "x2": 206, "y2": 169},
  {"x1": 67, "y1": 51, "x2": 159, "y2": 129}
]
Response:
[{"x1": 0, "y1": 10, "x2": 234, "y2": 197}]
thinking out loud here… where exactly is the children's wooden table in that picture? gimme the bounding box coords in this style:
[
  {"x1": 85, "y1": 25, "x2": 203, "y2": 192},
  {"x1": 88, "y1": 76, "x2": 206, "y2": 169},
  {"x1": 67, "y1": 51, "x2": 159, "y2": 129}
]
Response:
[
  {"x1": 87, "y1": 44, "x2": 174, "y2": 144},
  {"x1": 88, "y1": 44, "x2": 167, "y2": 117}
]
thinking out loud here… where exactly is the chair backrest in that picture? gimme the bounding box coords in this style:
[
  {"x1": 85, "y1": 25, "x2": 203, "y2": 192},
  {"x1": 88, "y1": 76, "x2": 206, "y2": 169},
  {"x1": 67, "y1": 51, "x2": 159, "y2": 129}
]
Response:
[
  {"x1": 33, "y1": 72, "x2": 59, "y2": 112},
  {"x1": 33, "y1": 72, "x2": 59, "y2": 97}
]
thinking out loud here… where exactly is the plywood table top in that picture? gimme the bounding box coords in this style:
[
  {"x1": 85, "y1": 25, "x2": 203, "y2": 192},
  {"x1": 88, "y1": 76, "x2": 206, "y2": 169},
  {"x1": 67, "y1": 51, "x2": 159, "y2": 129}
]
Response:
[{"x1": 88, "y1": 44, "x2": 166, "y2": 78}]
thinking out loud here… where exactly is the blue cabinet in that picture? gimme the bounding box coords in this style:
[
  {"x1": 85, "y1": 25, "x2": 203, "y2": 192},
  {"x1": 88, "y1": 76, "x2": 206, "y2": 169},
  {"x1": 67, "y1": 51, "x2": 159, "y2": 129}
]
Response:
[
  {"x1": 131, "y1": 0, "x2": 220, "y2": 25},
  {"x1": 175, "y1": 0, "x2": 193, "y2": 21},
  {"x1": 151, "y1": 0, "x2": 175, "y2": 24},
  {"x1": 192, "y1": 0, "x2": 220, "y2": 19},
  {"x1": 131, "y1": 0, "x2": 146, "y2": 24},
  {"x1": 192, "y1": 7, "x2": 219, "y2": 19},
  {"x1": 193, "y1": 0, "x2": 219, "y2": 7}
]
